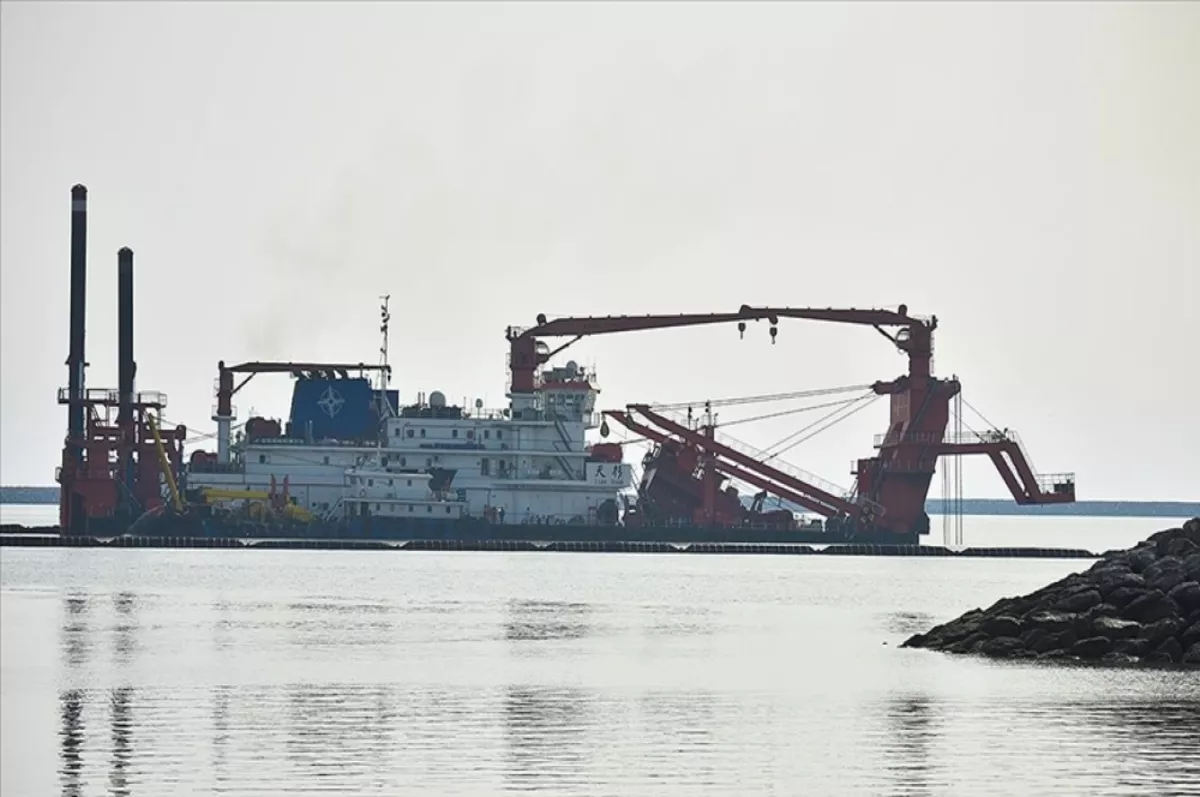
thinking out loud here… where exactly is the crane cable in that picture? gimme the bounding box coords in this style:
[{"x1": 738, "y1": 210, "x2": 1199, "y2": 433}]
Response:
[
  {"x1": 650, "y1": 383, "x2": 872, "y2": 411},
  {"x1": 762, "y1": 391, "x2": 881, "y2": 463},
  {"x1": 716, "y1": 395, "x2": 872, "y2": 429}
]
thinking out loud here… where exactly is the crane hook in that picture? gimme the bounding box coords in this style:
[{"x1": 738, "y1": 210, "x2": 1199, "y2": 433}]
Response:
[
  {"x1": 737, "y1": 321, "x2": 746, "y2": 339},
  {"x1": 769, "y1": 326, "x2": 778, "y2": 344}
]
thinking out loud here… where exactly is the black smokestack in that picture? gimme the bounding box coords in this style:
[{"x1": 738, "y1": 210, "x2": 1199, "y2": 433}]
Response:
[
  {"x1": 67, "y1": 184, "x2": 87, "y2": 459},
  {"x1": 118, "y1": 247, "x2": 135, "y2": 424}
]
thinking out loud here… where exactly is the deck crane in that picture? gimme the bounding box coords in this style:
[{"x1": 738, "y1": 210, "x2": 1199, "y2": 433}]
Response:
[{"x1": 507, "y1": 304, "x2": 1075, "y2": 541}]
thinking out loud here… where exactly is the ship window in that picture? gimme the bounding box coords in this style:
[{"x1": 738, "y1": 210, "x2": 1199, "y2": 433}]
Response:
[
  {"x1": 420, "y1": 429, "x2": 426, "y2": 438},
  {"x1": 452, "y1": 429, "x2": 458, "y2": 438},
  {"x1": 375, "y1": 503, "x2": 380, "y2": 511},
  {"x1": 407, "y1": 479, "x2": 412, "y2": 487},
  {"x1": 467, "y1": 430, "x2": 474, "y2": 439},
  {"x1": 480, "y1": 458, "x2": 490, "y2": 476},
  {"x1": 484, "y1": 430, "x2": 490, "y2": 439},
  {"x1": 394, "y1": 428, "x2": 400, "y2": 436},
  {"x1": 381, "y1": 456, "x2": 389, "y2": 467},
  {"x1": 406, "y1": 429, "x2": 414, "y2": 438},
  {"x1": 400, "y1": 457, "x2": 406, "y2": 467},
  {"x1": 258, "y1": 454, "x2": 267, "y2": 464},
  {"x1": 323, "y1": 455, "x2": 329, "y2": 465},
  {"x1": 388, "y1": 478, "x2": 393, "y2": 486},
  {"x1": 446, "y1": 506, "x2": 452, "y2": 514},
  {"x1": 408, "y1": 504, "x2": 414, "y2": 512},
  {"x1": 368, "y1": 479, "x2": 374, "y2": 487},
  {"x1": 496, "y1": 430, "x2": 503, "y2": 439},
  {"x1": 427, "y1": 505, "x2": 433, "y2": 513}
]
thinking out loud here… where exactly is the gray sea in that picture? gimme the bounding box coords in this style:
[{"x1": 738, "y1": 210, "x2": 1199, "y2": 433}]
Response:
[{"x1": 3, "y1": 509, "x2": 1199, "y2": 796}]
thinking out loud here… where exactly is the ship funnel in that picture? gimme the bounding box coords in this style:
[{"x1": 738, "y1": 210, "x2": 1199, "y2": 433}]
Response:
[
  {"x1": 66, "y1": 184, "x2": 88, "y2": 459},
  {"x1": 118, "y1": 247, "x2": 136, "y2": 423}
]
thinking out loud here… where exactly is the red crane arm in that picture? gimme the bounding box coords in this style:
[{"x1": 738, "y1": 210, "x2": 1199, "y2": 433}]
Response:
[
  {"x1": 735, "y1": 304, "x2": 936, "y2": 378},
  {"x1": 509, "y1": 312, "x2": 754, "y2": 340},
  {"x1": 507, "y1": 312, "x2": 759, "y2": 392},
  {"x1": 602, "y1": 410, "x2": 844, "y2": 519},
  {"x1": 735, "y1": 304, "x2": 927, "y2": 329},
  {"x1": 627, "y1": 404, "x2": 862, "y2": 518},
  {"x1": 934, "y1": 436, "x2": 1076, "y2": 505}
]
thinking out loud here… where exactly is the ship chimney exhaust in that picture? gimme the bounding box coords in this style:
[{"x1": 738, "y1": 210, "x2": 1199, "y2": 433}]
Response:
[
  {"x1": 66, "y1": 184, "x2": 88, "y2": 461},
  {"x1": 118, "y1": 246, "x2": 136, "y2": 490},
  {"x1": 117, "y1": 246, "x2": 135, "y2": 422}
]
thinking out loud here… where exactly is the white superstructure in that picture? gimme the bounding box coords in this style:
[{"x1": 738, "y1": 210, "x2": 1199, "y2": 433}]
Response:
[{"x1": 186, "y1": 359, "x2": 633, "y2": 525}]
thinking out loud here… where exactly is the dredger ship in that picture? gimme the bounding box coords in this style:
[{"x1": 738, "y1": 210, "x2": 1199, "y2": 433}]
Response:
[{"x1": 53, "y1": 184, "x2": 1077, "y2": 545}]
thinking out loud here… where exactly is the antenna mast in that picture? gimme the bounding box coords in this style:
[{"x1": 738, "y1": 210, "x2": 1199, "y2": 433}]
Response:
[{"x1": 377, "y1": 294, "x2": 396, "y2": 420}]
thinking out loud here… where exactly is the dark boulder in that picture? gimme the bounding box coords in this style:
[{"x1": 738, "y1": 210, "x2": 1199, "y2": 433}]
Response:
[
  {"x1": 1025, "y1": 611, "x2": 1077, "y2": 635},
  {"x1": 1138, "y1": 617, "x2": 1182, "y2": 646},
  {"x1": 1092, "y1": 615, "x2": 1141, "y2": 640},
  {"x1": 1123, "y1": 590, "x2": 1179, "y2": 625},
  {"x1": 1168, "y1": 580, "x2": 1200, "y2": 611},
  {"x1": 979, "y1": 636, "x2": 1026, "y2": 658},
  {"x1": 1144, "y1": 556, "x2": 1187, "y2": 592},
  {"x1": 1054, "y1": 589, "x2": 1103, "y2": 613},
  {"x1": 1182, "y1": 553, "x2": 1200, "y2": 582},
  {"x1": 1070, "y1": 636, "x2": 1113, "y2": 659},
  {"x1": 1112, "y1": 638, "x2": 1151, "y2": 657},
  {"x1": 900, "y1": 519, "x2": 1200, "y2": 668},
  {"x1": 1167, "y1": 537, "x2": 1198, "y2": 559},
  {"x1": 983, "y1": 615, "x2": 1023, "y2": 638},
  {"x1": 1179, "y1": 621, "x2": 1200, "y2": 649},
  {"x1": 1130, "y1": 546, "x2": 1158, "y2": 573},
  {"x1": 1021, "y1": 627, "x2": 1051, "y2": 653},
  {"x1": 1152, "y1": 637, "x2": 1184, "y2": 664},
  {"x1": 1106, "y1": 585, "x2": 1148, "y2": 609}
]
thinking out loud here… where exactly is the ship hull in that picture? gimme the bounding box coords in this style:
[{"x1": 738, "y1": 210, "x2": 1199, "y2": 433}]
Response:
[{"x1": 176, "y1": 515, "x2": 920, "y2": 546}]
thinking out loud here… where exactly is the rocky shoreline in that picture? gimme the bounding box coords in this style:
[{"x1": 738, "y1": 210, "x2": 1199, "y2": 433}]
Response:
[{"x1": 902, "y1": 518, "x2": 1200, "y2": 667}]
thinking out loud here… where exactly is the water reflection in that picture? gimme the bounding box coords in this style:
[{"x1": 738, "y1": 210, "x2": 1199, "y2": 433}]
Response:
[
  {"x1": 503, "y1": 686, "x2": 591, "y2": 790},
  {"x1": 285, "y1": 685, "x2": 396, "y2": 780},
  {"x1": 108, "y1": 687, "x2": 134, "y2": 797},
  {"x1": 504, "y1": 600, "x2": 592, "y2": 642},
  {"x1": 882, "y1": 611, "x2": 938, "y2": 636},
  {"x1": 59, "y1": 689, "x2": 85, "y2": 797},
  {"x1": 882, "y1": 696, "x2": 939, "y2": 796},
  {"x1": 61, "y1": 595, "x2": 90, "y2": 667},
  {"x1": 112, "y1": 592, "x2": 137, "y2": 664},
  {"x1": 211, "y1": 685, "x2": 231, "y2": 788}
]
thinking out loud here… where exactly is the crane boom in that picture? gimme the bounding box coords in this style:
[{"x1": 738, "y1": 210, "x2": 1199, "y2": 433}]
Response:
[{"x1": 506, "y1": 305, "x2": 923, "y2": 393}]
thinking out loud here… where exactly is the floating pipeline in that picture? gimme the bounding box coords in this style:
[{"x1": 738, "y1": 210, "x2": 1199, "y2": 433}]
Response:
[
  {"x1": 0, "y1": 531, "x2": 1096, "y2": 559},
  {"x1": 901, "y1": 517, "x2": 1200, "y2": 667}
]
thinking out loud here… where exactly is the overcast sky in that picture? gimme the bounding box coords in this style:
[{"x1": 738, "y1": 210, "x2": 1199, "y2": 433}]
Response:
[{"x1": 2, "y1": 2, "x2": 1197, "y2": 500}]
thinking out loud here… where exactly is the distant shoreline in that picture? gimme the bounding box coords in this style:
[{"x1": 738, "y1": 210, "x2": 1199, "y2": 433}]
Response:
[{"x1": 3, "y1": 485, "x2": 1196, "y2": 518}]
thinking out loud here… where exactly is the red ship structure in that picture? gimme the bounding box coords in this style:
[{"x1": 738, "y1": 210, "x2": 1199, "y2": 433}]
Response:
[
  {"x1": 53, "y1": 183, "x2": 1075, "y2": 543},
  {"x1": 507, "y1": 307, "x2": 1075, "y2": 539}
]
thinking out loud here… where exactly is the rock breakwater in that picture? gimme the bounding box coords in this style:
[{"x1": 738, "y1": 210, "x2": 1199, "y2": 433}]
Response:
[{"x1": 902, "y1": 518, "x2": 1200, "y2": 667}]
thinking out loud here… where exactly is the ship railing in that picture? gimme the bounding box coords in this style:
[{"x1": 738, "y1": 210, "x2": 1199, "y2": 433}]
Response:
[
  {"x1": 57, "y1": 387, "x2": 169, "y2": 408},
  {"x1": 463, "y1": 407, "x2": 515, "y2": 421},
  {"x1": 188, "y1": 461, "x2": 246, "y2": 475},
  {"x1": 873, "y1": 430, "x2": 1017, "y2": 447},
  {"x1": 1035, "y1": 472, "x2": 1076, "y2": 492}
]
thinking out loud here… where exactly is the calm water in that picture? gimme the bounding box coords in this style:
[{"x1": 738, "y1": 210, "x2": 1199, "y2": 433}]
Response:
[{"x1": 3, "y1": 511, "x2": 1199, "y2": 796}]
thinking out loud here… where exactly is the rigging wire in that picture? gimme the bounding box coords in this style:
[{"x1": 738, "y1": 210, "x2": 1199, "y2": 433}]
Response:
[
  {"x1": 766, "y1": 393, "x2": 881, "y2": 461},
  {"x1": 650, "y1": 383, "x2": 871, "y2": 411},
  {"x1": 960, "y1": 396, "x2": 1000, "y2": 433},
  {"x1": 759, "y1": 391, "x2": 877, "y2": 460},
  {"x1": 712, "y1": 396, "x2": 874, "y2": 429}
]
